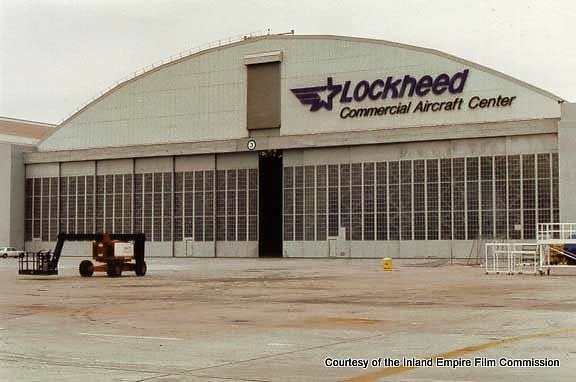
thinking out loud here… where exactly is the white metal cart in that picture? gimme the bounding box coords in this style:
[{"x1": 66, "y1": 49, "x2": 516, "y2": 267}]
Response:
[{"x1": 484, "y1": 242, "x2": 539, "y2": 275}]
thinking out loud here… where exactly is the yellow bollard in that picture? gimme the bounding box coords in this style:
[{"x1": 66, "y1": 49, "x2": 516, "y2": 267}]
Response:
[{"x1": 381, "y1": 257, "x2": 393, "y2": 271}]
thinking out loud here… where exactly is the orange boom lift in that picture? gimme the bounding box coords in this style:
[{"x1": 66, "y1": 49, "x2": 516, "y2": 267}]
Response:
[{"x1": 18, "y1": 233, "x2": 147, "y2": 277}]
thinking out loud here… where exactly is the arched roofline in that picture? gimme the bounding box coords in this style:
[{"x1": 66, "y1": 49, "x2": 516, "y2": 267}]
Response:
[{"x1": 39, "y1": 34, "x2": 564, "y2": 147}]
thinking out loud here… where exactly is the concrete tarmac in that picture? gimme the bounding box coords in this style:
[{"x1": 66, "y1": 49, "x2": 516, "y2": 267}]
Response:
[{"x1": 1, "y1": 257, "x2": 575, "y2": 381}]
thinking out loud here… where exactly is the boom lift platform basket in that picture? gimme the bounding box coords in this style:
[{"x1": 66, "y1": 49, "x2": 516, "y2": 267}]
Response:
[{"x1": 18, "y1": 251, "x2": 58, "y2": 276}]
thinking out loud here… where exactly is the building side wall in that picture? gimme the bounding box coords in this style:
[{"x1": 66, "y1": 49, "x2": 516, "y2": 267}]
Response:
[
  {"x1": 0, "y1": 143, "x2": 13, "y2": 246},
  {"x1": 0, "y1": 144, "x2": 29, "y2": 248},
  {"x1": 10, "y1": 145, "x2": 28, "y2": 247},
  {"x1": 559, "y1": 103, "x2": 576, "y2": 222}
]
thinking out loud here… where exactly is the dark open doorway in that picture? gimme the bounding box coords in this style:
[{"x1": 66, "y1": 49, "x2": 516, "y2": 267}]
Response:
[{"x1": 258, "y1": 150, "x2": 283, "y2": 257}]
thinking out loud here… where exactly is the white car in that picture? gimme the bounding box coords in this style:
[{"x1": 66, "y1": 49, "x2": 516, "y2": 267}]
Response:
[{"x1": 0, "y1": 247, "x2": 24, "y2": 258}]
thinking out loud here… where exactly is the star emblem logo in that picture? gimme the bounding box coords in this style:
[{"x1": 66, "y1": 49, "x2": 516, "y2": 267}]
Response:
[{"x1": 291, "y1": 77, "x2": 342, "y2": 111}]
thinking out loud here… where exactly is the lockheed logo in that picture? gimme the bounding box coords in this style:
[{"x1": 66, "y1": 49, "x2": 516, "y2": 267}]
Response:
[
  {"x1": 290, "y1": 77, "x2": 342, "y2": 111},
  {"x1": 291, "y1": 69, "x2": 469, "y2": 112}
]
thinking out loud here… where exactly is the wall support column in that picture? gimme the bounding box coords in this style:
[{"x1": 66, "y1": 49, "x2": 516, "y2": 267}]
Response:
[{"x1": 559, "y1": 103, "x2": 576, "y2": 222}]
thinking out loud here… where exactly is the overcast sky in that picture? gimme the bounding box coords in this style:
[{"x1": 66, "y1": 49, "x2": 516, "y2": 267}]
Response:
[{"x1": 1, "y1": 0, "x2": 574, "y2": 124}]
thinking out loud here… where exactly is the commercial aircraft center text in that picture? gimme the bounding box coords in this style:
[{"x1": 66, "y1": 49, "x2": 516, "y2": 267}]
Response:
[{"x1": 339, "y1": 95, "x2": 517, "y2": 119}]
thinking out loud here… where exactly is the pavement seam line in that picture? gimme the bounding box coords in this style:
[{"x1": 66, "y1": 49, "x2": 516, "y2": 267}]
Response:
[
  {"x1": 343, "y1": 327, "x2": 576, "y2": 382},
  {"x1": 135, "y1": 332, "x2": 393, "y2": 381},
  {"x1": 78, "y1": 332, "x2": 182, "y2": 341}
]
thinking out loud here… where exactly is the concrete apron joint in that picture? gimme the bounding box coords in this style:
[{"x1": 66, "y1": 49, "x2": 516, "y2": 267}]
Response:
[{"x1": 134, "y1": 331, "x2": 393, "y2": 381}]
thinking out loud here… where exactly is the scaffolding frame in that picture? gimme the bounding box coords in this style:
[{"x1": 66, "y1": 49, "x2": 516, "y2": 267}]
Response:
[{"x1": 484, "y1": 243, "x2": 539, "y2": 275}]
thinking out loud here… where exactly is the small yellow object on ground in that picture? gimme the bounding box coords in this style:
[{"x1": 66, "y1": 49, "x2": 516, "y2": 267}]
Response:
[{"x1": 381, "y1": 257, "x2": 393, "y2": 271}]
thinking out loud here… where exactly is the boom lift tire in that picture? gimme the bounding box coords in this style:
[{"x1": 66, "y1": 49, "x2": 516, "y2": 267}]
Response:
[
  {"x1": 135, "y1": 261, "x2": 147, "y2": 277},
  {"x1": 79, "y1": 260, "x2": 94, "y2": 277},
  {"x1": 107, "y1": 261, "x2": 123, "y2": 277},
  {"x1": 106, "y1": 262, "x2": 115, "y2": 277}
]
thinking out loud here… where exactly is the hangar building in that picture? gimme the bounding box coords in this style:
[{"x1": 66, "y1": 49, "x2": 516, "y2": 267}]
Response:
[{"x1": 22, "y1": 34, "x2": 576, "y2": 258}]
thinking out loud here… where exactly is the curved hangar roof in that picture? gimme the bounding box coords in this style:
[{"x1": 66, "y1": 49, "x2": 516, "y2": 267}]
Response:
[{"x1": 38, "y1": 35, "x2": 562, "y2": 153}]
